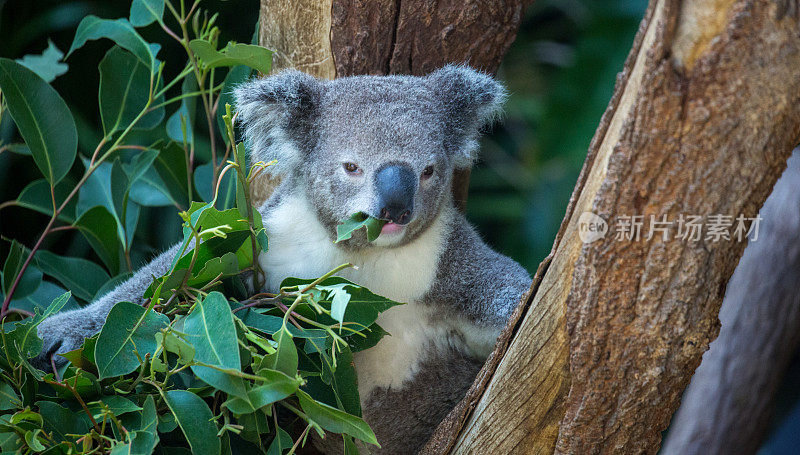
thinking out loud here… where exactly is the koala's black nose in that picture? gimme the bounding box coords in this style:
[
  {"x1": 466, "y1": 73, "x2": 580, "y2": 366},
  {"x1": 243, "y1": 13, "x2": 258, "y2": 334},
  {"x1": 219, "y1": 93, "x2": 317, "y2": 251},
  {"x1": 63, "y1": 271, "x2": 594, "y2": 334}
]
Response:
[{"x1": 375, "y1": 164, "x2": 416, "y2": 225}]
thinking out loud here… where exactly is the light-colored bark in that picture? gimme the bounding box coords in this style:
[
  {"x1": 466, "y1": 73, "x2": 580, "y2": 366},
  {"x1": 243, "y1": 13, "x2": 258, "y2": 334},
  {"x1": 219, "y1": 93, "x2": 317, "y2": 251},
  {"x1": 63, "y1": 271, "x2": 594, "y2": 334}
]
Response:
[{"x1": 423, "y1": 0, "x2": 800, "y2": 453}]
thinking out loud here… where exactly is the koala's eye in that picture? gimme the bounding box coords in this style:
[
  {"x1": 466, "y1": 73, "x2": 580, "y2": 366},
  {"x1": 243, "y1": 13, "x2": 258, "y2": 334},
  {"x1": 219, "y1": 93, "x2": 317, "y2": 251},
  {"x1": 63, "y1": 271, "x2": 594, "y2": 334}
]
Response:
[
  {"x1": 343, "y1": 162, "x2": 362, "y2": 175},
  {"x1": 421, "y1": 165, "x2": 435, "y2": 179}
]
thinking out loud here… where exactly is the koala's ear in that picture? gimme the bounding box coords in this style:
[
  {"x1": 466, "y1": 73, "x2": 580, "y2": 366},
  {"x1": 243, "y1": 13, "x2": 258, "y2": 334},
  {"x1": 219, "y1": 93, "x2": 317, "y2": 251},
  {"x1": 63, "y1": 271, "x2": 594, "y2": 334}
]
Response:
[
  {"x1": 427, "y1": 65, "x2": 506, "y2": 168},
  {"x1": 234, "y1": 70, "x2": 324, "y2": 175}
]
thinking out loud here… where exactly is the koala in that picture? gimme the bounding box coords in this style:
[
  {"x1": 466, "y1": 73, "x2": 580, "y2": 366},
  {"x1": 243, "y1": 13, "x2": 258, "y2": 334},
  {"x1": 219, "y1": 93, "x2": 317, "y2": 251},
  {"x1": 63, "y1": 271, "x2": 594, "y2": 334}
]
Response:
[{"x1": 35, "y1": 65, "x2": 532, "y2": 454}]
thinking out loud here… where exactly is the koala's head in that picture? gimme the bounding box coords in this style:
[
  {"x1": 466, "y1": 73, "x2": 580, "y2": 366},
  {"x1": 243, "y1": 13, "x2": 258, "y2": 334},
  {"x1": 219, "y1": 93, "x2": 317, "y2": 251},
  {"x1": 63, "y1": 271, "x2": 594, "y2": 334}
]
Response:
[{"x1": 235, "y1": 65, "x2": 505, "y2": 248}]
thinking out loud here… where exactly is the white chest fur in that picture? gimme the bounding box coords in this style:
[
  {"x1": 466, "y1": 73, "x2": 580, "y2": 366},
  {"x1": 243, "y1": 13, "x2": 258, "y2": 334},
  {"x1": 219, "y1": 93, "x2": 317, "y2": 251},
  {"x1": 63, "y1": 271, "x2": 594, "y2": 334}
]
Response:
[{"x1": 258, "y1": 192, "x2": 458, "y2": 398}]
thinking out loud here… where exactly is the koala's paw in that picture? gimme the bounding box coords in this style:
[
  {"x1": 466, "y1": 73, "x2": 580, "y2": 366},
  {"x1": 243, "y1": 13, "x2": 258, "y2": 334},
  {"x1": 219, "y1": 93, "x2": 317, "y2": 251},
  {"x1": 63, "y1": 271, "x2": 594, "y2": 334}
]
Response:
[{"x1": 31, "y1": 311, "x2": 92, "y2": 371}]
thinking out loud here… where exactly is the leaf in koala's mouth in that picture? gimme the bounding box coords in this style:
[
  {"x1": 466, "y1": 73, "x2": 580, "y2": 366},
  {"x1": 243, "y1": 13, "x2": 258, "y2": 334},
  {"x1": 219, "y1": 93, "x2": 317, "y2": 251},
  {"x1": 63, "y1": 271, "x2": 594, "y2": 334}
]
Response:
[{"x1": 335, "y1": 212, "x2": 388, "y2": 243}]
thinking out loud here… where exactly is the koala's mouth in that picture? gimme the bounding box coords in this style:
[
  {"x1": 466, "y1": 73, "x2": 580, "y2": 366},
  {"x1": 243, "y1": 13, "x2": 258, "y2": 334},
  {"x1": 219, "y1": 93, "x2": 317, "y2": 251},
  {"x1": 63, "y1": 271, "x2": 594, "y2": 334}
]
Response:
[{"x1": 380, "y1": 222, "x2": 406, "y2": 236}]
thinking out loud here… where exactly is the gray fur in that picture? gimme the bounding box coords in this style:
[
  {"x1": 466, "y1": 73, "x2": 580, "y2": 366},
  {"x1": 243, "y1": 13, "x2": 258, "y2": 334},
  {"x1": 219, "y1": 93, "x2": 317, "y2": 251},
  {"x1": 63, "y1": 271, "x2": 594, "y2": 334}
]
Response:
[
  {"x1": 34, "y1": 244, "x2": 182, "y2": 367},
  {"x1": 35, "y1": 66, "x2": 531, "y2": 453}
]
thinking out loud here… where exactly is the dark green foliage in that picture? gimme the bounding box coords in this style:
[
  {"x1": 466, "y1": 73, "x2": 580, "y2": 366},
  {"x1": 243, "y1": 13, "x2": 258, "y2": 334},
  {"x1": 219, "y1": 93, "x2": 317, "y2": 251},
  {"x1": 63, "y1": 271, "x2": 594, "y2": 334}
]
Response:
[{"x1": 0, "y1": 1, "x2": 393, "y2": 453}]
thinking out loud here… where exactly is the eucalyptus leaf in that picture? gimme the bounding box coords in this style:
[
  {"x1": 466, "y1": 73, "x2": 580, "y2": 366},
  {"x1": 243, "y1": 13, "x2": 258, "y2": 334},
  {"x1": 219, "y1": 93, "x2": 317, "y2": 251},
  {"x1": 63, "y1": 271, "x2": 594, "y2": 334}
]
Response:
[
  {"x1": 335, "y1": 212, "x2": 387, "y2": 243},
  {"x1": 16, "y1": 179, "x2": 78, "y2": 223},
  {"x1": 0, "y1": 58, "x2": 77, "y2": 185},
  {"x1": 268, "y1": 327, "x2": 298, "y2": 377},
  {"x1": 68, "y1": 16, "x2": 154, "y2": 69},
  {"x1": 296, "y1": 389, "x2": 378, "y2": 446},
  {"x1": 0, "y1": 383, "x2": 20, "y2": 411},
  {"x1": 37, "y1": 401, "x2": 92, "y2": 444},
  {"x1": 183, "y1": 292, "x2": 248, "y2": 398},
  {"x1": 164, "y1": 390, "x2": 221, "y2": 455},
  {"x1": 152, "y1": 142, "x2": 190, "y2": 208},
  {"x1": 3, "y1": 292, "x2": 71, "y2": 361},
  {"x1": 5, "y1": 282, "x2": 79, "y2": 317},
  {"x1": 2, "y1": 240, "x2": 42, "y2": 299},
  {"x1": 34, "y1": 250, "x2": 111, "y2": 301},
  {"x1": 15, "y1": 40, "x2": 68, "y2": 83},
  {"x1": 73, "y1": 205, "x2": 124, "y2": 274},
  {"x1": 188, "y1": 40, "x2": 272, "y2": 74},
  {"x1": 166, "y1": 74, "x2": 198, "y2": 144},
  {"x1": 266, "y1": 426, "x2": 293, "y2": 455},
  {"x1": 94, "y1": 302, "x2": 169, "y2": 378},
  {"x1": 222, "y1": 369, "x2": 301, "y2": 414},
  {"x1": 130, "y1": 0, "x2": 165, "y2": 27},
  {"x1": 99, "y1": 46, "x2": 164, "y2": 135}
]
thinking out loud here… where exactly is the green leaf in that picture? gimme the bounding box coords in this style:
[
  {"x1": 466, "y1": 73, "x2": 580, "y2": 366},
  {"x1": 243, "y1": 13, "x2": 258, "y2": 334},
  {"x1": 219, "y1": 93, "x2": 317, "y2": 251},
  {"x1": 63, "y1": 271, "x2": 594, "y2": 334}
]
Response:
[
  {"x1": 194, "y1": 161, "x2": 236, "y2": 209},
  {"x1": 99, "y1": 46, "x2": 164, "y2": 135},
  {"x1": 222, "y1": 369, "x2": 301, "y2": 414},
  {"x1": 347, "y1": 323, "x2": 388, "y2": 353},
  {"x1": 17, "y1": 179, "x2": 78, "y2": 223},
  {"x1": 130, "y1": 0, "x2": 164, "y2": 27},
  {"x1": 266, "y1": 426, "x2": 293, "y2": 455},
  {"x1": 114, "y1": 395, "x2": 159, "y2": 455},
  {"x1": 123, "y1": 149, "x2": 159, "y2": 185},
  {"x1": 335, "y1": 212, "x2": 387, "y2": 243},
  {"x1": 0, "y1": 383, "x2": 20, "y2": 411},
  {"x1": 296, "y1": 390, "x2": 378, "y2": 446},
  {"x1": 156, "y1": 331, "x2": 195, "y2": 364},
  {"x1": 37, "y1": 401, "x2": 92, "y2": 444},
  {"x1": 68, "y1": 16, "x2": 154, "y2": 69},
  {"x1": 0, "y1": 58, "x2": 77, "y2": 185},
  {"x1": 129, "y1": 167, "x2": 177, "y2": 207},
  {"x1": 281, "y1": 277, "x2": 401, "y2": 329},
  {"x1": 3, "y1": 292, "x2": 70, "y2": 361},
  {"x1": 163, "y1": 390, "x2": 221, "y2": 455},
  {"x1": 166, "y1": 73, "x2": 197, "y2": 144},
  {"x1": 189, "y1": 40, "x2": 272, "y2": 74},
  {"x1": 0, "y1": 432, "x2": 22, "y2": 452},
  {"x1": 322, "y1": 283, "x2": 352, "y2": 324},
  {"x1": 5, "y1": 282, "x2": 79, "y2": 317},
  {"x1": 15, "y1": 40, "x2": 68, "y2": 83},
  {"x1": 343, "y1": 435, "x2": 360, "y2": 455},
  {"x1": 184, "y1": 292, "x2": 247, "y2": 398},
  {"x1": 86, "y1": 395, "x2": 142, "y2": 419},
  {"x1": 152, "y1": 142, "x2": 190, "y2": 209},
  {"x1": 74, "y1": 205, "x2": 124, "y2": 274},
  {"x1": 188, "y1": 252, "x2": 239, "y2": 287},
  {"x1": 94, "y1": 302, "x2": 169, "y2": 378},
  {"x1": 77, "y1": 159, "x2": 140, "y2": 248},
  {"x1": 34, "y1": 250, "x2": 110, "y2": 301},
  {"x1": 24, "y1": 429, "x2": 46, "y2": 451},
  {"x1": 2, "y1": 240, "x2": 42, "y2": 299},
  {"x1": 268, "y1": 327, "x2": 298, "y2": 377},
  {"x1": 324, "y1": 345, "x2": 361, "y2": 417},
  {"x1": 236, "y1": 307, "x2": 326, "y2": 340}
]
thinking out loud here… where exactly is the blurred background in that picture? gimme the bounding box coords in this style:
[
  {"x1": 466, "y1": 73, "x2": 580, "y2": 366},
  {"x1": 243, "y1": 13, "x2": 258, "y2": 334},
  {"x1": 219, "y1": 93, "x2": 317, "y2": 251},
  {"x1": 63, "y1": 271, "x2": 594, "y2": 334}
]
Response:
[{"x1": 0, "y1": 0, "x2": 797, "y2": 452}]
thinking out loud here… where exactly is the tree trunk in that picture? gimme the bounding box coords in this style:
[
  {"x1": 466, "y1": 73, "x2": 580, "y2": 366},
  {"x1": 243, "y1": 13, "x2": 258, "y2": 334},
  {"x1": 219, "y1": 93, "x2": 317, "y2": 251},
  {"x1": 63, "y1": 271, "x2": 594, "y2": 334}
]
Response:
[
  {"x1": 422, "y1": 0, "x2": 800, "y2": 453},
  {"x1": 254, "y1": 0, "x2": 530, "y2": 209},
  {"x1": 660, "y1": 149, "x2": 800, "y2": 454}
]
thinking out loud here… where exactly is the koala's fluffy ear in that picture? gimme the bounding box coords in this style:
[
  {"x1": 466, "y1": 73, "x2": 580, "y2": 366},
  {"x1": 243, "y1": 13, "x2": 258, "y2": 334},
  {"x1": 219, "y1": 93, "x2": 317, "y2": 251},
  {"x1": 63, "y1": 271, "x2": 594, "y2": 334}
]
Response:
[
  {"x1": 427, "y1": 65, "x2": 507, "y2": 168},
  {"x1": 234, "y1": 70, "x2": 323, "y2": 175}
]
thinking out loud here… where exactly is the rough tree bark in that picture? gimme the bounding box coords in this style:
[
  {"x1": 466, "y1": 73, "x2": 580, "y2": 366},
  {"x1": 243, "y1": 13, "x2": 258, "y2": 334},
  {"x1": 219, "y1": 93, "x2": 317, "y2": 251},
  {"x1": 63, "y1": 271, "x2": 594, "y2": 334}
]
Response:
[
  {"x1": 421, "y1": 0, "x2": 800, "y2": 453},
  {"x1": 660, "y1": 150, "x2": 800, "y2": 454},
  {"x1": 254, "y1": 0, "x2": 531, "y2": 209}
]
